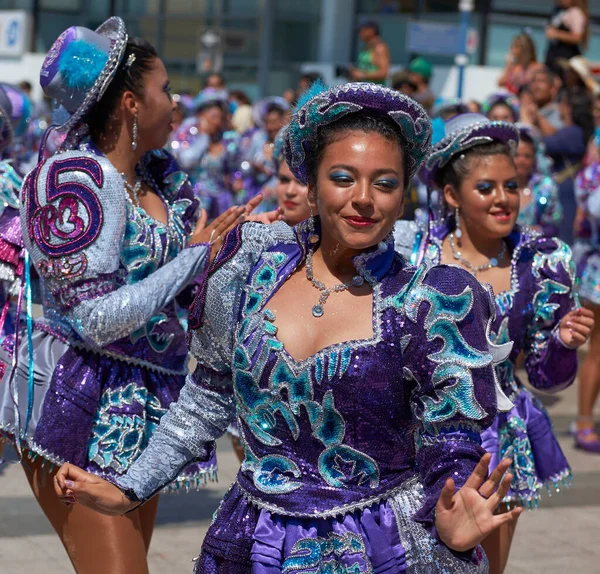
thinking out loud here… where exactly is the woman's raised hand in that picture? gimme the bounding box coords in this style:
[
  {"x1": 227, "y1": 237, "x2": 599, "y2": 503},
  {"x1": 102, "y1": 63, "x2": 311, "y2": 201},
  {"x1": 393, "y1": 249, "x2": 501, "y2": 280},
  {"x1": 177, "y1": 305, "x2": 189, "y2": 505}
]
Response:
[
  {"x1": 190, "y1": 205, "x2": 246, "y2": 261},
  {"x1": 435, "y1": 453, "x2": 522, "y2": 553},
  {"x1": 559, "y1": 307, "x2": 594, "y2": 349},
  {"x1": 54, "y1": 462, "x2": 138, "y2": 516}
]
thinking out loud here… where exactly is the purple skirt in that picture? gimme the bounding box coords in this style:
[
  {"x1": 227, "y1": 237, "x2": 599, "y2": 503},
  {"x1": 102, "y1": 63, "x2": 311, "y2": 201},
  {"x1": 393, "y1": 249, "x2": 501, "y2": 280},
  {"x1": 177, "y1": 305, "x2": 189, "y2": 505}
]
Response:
[
  {"x1": 481, "y1": 386, "x2": 570, "y2": 507},
  {"x1": 196, "y1": 481, "x2": 488, "y2": 573},
  {"x1": 0, "y1": 328, "x2": 215, "y2": 490}
]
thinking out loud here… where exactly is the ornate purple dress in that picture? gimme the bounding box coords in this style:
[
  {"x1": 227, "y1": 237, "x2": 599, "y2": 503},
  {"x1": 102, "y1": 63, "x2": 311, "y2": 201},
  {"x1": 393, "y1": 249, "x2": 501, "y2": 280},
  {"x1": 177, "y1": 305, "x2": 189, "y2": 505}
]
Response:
[
  {"x1": 395, "y1": 221, "x2": 578, "y2": 506},
  {"x1": 573, "y1": 162, "x2": 600, "y2": 304},
  {"x1": 0, "y1": 145, "x2": 215, "y2": 489},
  {"x1": 116, "y1": 219, "x2": 510, "y2": 572}
]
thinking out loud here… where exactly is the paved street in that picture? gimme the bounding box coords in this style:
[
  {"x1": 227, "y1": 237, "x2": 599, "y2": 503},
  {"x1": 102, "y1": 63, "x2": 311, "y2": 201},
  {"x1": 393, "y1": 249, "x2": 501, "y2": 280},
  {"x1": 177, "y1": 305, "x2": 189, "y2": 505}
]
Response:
[{"x1": 1, "y1": 364, "x2": 599, "y2": 573}]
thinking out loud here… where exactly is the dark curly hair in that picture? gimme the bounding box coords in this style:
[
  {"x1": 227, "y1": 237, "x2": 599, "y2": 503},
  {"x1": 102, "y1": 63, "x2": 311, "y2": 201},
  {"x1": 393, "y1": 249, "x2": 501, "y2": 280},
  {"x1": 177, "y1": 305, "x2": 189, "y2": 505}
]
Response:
[{"x1": 86, "y1": 37, "x2": 158, "y2": 139}]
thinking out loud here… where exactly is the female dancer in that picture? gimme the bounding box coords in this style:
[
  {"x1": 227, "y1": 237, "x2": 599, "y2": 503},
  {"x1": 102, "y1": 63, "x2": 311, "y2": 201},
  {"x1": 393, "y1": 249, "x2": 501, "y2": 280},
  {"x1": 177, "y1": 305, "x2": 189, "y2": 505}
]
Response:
[
  {"x1": 397, "y1": 113, "x2": 593, "y2": 574},
  {"x1": 272, "y1": 129, "x2": 311, "y2": 226},
  {"x1": 0, "y1": 85, "x2": 25, "y2": 338},
  {"x1": 514, "y1": 123, "x2": 562, "y2": 236},
  {"x1": 0, "y1": 19, "x2": 260, "y2": 573},
  {"x1": 572, "y1": 157, "x2": 600, "y2": 452},
  {"x1": 171, "y1": 88, "x2": 242, "y2": 218},
  {"x1": 57, "y1": 82, "x2": 521, "y2": 572},
  {"x1": 483, "y1": 93, "x2": 519, "y2": 124}
]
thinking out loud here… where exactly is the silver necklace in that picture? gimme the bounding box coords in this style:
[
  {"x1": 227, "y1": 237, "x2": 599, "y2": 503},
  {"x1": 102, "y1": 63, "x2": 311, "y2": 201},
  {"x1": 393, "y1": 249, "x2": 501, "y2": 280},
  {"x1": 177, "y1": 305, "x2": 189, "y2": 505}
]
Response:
[
  {"x1": 121, "y1": 173, "x2": 143, "y2": 207},
  {"x1": 448, "y1": 233, "x2": 507, "y2": 278},
  {"x1": 305, "y1": 247, "x2": 365, "y2": 318}
]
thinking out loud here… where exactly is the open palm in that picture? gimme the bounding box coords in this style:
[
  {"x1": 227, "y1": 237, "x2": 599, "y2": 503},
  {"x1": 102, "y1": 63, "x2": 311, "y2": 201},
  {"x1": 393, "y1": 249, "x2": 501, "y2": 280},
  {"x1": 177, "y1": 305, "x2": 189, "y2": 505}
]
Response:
[{"x1": 435, "y1": 454, "x2": 522, "y2": 552}]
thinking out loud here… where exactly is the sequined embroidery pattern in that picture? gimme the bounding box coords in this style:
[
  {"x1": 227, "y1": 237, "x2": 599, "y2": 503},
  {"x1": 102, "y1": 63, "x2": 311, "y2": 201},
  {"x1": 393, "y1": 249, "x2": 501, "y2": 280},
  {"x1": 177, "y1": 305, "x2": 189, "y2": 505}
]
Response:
[{"x1": 282, "y1": 532, "x2": 374, "y2": 574}]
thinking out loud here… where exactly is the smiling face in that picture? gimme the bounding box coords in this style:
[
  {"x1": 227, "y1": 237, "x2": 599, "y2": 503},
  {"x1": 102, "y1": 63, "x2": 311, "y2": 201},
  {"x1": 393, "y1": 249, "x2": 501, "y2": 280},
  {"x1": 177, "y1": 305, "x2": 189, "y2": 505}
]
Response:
[
  {"x1": 136, "y1": 57, "x2": 176, "y2": 150},
  {"x1": 444, "y1": 153, "x2": 519, "y2": 241},
  {"x1": 310, "y1": 130, "x2": 405, "y2": 252},
  {"x1": 276, "y1": 159, "x2": 311, "y2": 226}
]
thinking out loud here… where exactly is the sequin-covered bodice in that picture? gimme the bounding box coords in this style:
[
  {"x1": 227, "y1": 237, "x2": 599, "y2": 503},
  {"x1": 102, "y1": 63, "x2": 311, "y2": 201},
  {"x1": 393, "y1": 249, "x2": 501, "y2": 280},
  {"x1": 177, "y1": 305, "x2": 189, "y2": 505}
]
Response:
[
  {"x1": 22, "y1": 146, "x2": 205, "y2": 374},
  {"x1": 234, "y1": 270, "x2": 411, "y2": 514},
  {"x1": 187, "y1": 221, "x2": 502, "y2": 518},
  {"x1": 118, "y1": 221, "x2": 503, "y2": 529}
]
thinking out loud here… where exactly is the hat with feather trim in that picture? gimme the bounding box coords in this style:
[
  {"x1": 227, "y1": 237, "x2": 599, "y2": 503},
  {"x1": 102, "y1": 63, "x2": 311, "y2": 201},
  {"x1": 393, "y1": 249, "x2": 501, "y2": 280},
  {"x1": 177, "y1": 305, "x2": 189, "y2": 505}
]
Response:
[
  {"x1": 39, "y1": 16, "x2": 128, "y2": 133},
  {"x1": 420, "y1": 113, "x2": 519, "y2": 189},
  {"x1": 283, "y1": 81, "x2": 432, "y2": 185}
]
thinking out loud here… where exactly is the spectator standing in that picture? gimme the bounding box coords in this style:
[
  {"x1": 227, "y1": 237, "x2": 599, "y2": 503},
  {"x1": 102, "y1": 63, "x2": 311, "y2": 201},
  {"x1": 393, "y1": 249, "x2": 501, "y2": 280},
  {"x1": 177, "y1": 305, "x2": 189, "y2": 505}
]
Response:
[
  {"x1": 543, "y1": 87, "x2": 594, "y2": 244},
  {"x1": 545, "y1": 0, "x2": 589, "y2": 78},
  {"x1": 348, "y1": 21, "x2": 390, "y2": 84},
  {"x1": 520, "y1": 67, "x2": 563, "y2": 135},
  {"x1": 498, "y1": 33, "x2": 544, "y2": 94},
  {"x1": 408, "y1": 56, "x2": 435, "y2": 112}
]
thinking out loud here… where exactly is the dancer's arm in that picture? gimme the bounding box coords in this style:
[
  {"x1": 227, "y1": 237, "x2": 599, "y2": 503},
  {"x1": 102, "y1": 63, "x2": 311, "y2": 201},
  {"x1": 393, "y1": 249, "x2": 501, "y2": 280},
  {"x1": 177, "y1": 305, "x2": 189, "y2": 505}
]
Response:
[
  {"x1": 21, "y1": 152, "x2": 246, "y2": 347},
  {"x1": 403, "y1": 265, "x2": 517, "y2": 552},
  {"x1": 524, "y1": 237, "x2": 592, "y2": 392}
]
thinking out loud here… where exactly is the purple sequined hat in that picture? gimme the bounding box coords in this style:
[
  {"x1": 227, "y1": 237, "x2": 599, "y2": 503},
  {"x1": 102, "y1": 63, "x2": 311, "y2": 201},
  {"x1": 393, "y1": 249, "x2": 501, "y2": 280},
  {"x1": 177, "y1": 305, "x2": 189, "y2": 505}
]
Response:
[
  {"x1": 283, "y1": 82, "x2": 432, "y2": 185},
  {"x1": 40, "y1": 17, "x2": 127, "y2": 132},
  {"x1": 420, "y1": 113, "x2": 519, "y2": 189},
  {"x1": 253, "y1": 96, "x2": 290, "y2": 127}
]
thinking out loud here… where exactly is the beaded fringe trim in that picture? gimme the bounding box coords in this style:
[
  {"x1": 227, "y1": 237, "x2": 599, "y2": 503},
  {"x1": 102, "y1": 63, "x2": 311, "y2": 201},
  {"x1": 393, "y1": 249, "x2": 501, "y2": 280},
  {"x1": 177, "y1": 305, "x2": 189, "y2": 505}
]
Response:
[
  {"x1": 0, "y1": 426, "x2": 218, "y2": 494},
  {"x1": 502, "y1": 467, "x2": 572, "y2": 510}
]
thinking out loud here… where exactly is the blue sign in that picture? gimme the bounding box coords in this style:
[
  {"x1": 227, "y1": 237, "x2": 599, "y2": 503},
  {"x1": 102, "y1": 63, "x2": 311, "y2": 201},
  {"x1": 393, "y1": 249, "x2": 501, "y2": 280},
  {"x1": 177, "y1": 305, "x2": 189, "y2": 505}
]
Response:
[{"x1": 407, "y1": 21, "x2": 462, "y2": 56}]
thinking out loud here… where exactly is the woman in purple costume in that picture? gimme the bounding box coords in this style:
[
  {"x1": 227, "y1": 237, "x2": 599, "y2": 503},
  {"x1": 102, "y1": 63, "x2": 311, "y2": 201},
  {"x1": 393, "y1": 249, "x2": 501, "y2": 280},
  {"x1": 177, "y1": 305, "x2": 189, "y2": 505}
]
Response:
[
  {"x1": 56, "y1": 82, "x2": 523, "y2": 572},
  {"x1": 0, "y1": 18, "x2": 253, "y2": 573},
  {"x1": 0, "y1": 86, "x2": 25, "y2": 341},
  {"x1": 395, "y1": 113, "x2": 593, "y2": 574},
  {"x1": 171, "y1": 88, "x2": 243, "y2": 219}
]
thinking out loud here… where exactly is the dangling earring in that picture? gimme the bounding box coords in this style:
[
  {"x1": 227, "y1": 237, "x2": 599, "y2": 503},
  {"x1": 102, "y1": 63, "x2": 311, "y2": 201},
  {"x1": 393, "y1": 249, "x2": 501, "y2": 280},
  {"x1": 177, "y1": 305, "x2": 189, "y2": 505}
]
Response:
[
  {"x1": 132, "y1": 114, "x2": 139, "y2": 151},
  {"x1": 308, "y1": 206, "x2": 319, "y2": 244},
  {"x1": 454, "y1": 207, "x2": 462, "y2": 245}
]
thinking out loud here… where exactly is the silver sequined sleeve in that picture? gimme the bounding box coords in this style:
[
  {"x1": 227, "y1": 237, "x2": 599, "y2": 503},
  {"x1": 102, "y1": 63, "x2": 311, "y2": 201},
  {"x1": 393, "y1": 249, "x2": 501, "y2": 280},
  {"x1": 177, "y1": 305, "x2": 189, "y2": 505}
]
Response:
[
  {"x1": 20, "y1": 150, "x2": 211, "y2": 348},
  {"x1": 67, "y1": 243, "x2": 210, "y2": 347},
  {"x1": 115, "y1": 365, "x2": 234, "y2": 501},
  {"x1": 189, "y1": 221, "x2": 295, "y2": 371}
]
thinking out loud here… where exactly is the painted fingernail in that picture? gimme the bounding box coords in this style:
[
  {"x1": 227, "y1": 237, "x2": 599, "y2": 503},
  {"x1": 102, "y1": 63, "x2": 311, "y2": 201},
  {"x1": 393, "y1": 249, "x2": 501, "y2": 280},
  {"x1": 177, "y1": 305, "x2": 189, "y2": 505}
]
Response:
[
  {"x1": 66, "y1": 496, "x2": 76, "y2": 503},
  {"x1": 566, "y1": 321, "x2": 572, "y2": 327},
  {"x1": 65, "y1": 480, "x2": 74, "y2": 488}
]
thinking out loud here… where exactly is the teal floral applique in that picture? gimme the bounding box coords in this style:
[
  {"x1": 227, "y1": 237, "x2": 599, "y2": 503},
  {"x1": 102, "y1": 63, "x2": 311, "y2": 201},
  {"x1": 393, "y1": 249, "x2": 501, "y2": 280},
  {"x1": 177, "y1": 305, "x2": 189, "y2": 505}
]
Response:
[
  {"x1": 282, "y1": 532, "x2": 373, "y2": 574},
  {"x1": 384, "y1": 264, "x2": 490, "y2": 424},
  {"x1": 88, "y1": 383, "x2": 166, "y2": 473}
]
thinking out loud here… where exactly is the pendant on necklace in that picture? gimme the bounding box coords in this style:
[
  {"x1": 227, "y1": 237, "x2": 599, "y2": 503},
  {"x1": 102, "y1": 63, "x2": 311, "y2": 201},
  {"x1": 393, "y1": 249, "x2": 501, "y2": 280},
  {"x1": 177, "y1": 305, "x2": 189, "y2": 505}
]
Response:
[{"x1": 312, "y1": 304, "x2": 324, "y2": 318}]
